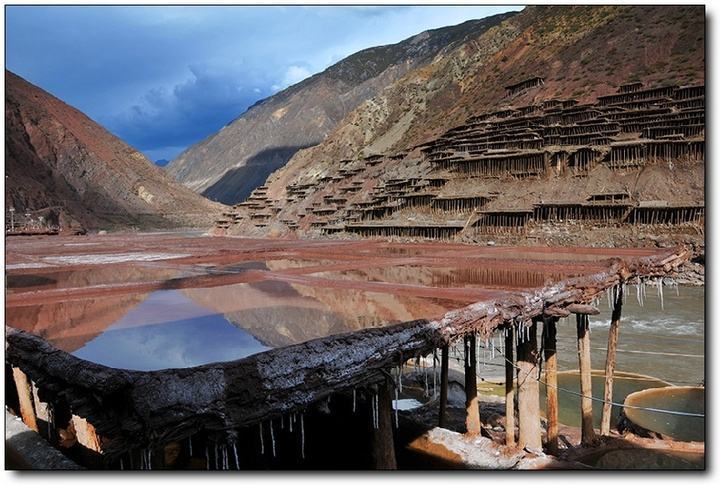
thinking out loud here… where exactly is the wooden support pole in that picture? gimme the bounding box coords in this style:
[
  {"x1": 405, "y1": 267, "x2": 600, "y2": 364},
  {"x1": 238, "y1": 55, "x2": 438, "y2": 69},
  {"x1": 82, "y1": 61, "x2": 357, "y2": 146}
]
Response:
[
  {"x1": 504, "y1": 325, "x2": 516, "y2": 447},
  {"x1": 31, "y1": 381, "x2": 53, "y2": 442},
  {"x1": 464, "y1": 334, "x2": 481, "y2": 435},
  {"x1": 543, "y1": 318, "x2": 559, "y2": 455},
  {"x1": 517, "y1": 321, "x2": 542, "y2": 451},
  {"x1": 576, "y1": 314, "x2": 597, "y2": 445},
  {"x1": 71, "y1": 415, "x2": 103, "y2": 454},
  {"x1": 601, "y1": 285, "x2": 623, "y2": 435},
  {"x1": 439, "y1": 345, "x2": 449, "y2": 428},
  {"x1": 371, "y1": 380, "x2": 397, "y2": 470},
  {"x1": 12, "y1": 366, "x2": 38, "y2": 432}
]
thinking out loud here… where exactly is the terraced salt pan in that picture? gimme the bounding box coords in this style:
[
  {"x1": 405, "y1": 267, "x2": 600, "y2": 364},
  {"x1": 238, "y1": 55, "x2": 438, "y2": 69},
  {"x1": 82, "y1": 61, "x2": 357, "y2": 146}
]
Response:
[{"x1": 43, "y1": 252, "x2": 190, "y2": 265}]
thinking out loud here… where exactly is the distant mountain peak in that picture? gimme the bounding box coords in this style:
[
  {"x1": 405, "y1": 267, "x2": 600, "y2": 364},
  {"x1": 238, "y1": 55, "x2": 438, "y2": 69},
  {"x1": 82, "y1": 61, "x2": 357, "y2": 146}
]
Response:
[
  {"x1": 166, "y1": 12, "x2": 517, "y2": 205},
  {"x1": 5, "y1": 70, "x2": 224, "y2": 231}
]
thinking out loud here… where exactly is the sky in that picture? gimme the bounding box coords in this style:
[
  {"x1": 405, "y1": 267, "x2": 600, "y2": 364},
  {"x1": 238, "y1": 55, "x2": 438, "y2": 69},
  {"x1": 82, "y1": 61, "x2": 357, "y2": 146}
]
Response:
[{"x1": 5, "y1": 5, "x2": 521, "y2": 162}]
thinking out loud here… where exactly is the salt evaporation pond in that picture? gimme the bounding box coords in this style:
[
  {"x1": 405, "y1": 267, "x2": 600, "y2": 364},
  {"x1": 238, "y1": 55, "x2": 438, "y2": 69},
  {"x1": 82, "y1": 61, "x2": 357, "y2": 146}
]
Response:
[
  {"x1": 5, "y1": 235, "x2": 702, "y2": 385},
  {"x1": 4, "y1": 279, "x2": 472, "y2": 371},
  {"x1": 538, "y1": 370, "x2": 668, "y2": 428},
  {"x1": 624, "y1": 386, "x2": 705, "y2": 442}
]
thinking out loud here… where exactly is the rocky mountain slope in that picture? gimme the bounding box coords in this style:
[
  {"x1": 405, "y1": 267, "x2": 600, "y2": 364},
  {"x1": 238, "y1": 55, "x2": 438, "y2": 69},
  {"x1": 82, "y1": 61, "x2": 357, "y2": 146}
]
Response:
[
  {"x1": 5, "y1": 70, "x2": 224, "y2": 231},
  {"x1": 218, "y1": 5, "x2": 704, "y2": 254},
  {"x1": 268, "y1": 5, "x2": 703, "y2": 191},
  {"x1": 166, "y1": 12, "x2": 517, "y2": 204}
]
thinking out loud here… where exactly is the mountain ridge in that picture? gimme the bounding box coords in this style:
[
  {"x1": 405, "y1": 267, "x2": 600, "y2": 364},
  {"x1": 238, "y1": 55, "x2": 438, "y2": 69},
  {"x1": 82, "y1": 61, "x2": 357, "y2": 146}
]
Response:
[
  {"x1": 216, "y1": 4, "x2": 704, "y2": 253},
  {"x1": 166, "y1": 12, "x2": 518, "y2": 204},
  {"x1": 262, "y1": 5, "x2": 704, "y2": 199},
  {"x1": 5, "y1": 70, "x2": 224, "y2": 232}
]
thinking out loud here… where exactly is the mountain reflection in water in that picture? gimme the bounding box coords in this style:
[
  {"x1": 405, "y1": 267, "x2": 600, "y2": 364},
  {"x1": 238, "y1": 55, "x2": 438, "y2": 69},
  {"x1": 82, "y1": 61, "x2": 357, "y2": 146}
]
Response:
[{"x1": 72, "y1": 290, "x2": 270, "y2": 371}]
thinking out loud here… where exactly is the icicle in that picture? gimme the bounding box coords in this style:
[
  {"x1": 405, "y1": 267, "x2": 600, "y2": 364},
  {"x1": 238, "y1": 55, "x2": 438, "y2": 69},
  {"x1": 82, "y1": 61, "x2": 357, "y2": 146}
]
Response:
[
  {"x1": 675, "y1": 280, "x2": 680, "y2": 297},
  {"x1": 394, "y1": 386, "x2": 399, "y2": 428},
  {"x1": 289, "y1": 412, "x2": 294, "y2": 433},
  {"x1": 641, "y1": 278, "x2": 647, "y2": 305},
  {"x1": 188, "y1": 436, "x2": 193, "y2": 457},
  {"x1": 205, "y1": 445, "x2": 210, "y2": 470},
  {"x1": 623, "y1": 283, "x2": 628, "y2": 304},
  {"x1": 372, "y1": 394, "x2": 377, "y2": 429},
  {"x1": 232, "y1": 442, "x2": 240, "y2": 470},
  {"x1": 280, "y1": 414, "x2": 284, "y2": 430},
  {"x1": 606, "y1": 287, "x2": 611, "y2": 310},
  {"x1": 433, "y1": 350, "x2": 438, "y2": 398},
  {"x1": 398, "y1": 365, "x2": 403, "y2": 393},
  {"x1": 636, "y1": 282, "x2": 641, "y2": 305},
  {"x1": 658, "y1": 278, "x2": 664, "y2": 310},
  {"x1": 259, "y1": 422, "x2": 265, "y2": 455},
  {"x1": 270, "y1": 420, "x2": 276, "y2": 457},
  {"x1": 120, "y1": 457, "x2": 124, "y2": 470},
  {"x1": 300, "y1": 413, "x2": 305, "y2": 460},
  {"x1": 424, "y1": 360, "x2": 429, "y2": 397},
  {"x1": 147, "y1": 449, "x2": 152, "y2": 471},
  {"x1": 353, "y1": 389, "x2": 357, "y2": 413},
  {"x1": 372, "y1": 391, "x2": 380, "y2": 429},
  {"x1": 47, "y1": 404, "x2": 55, "y2": 441}
]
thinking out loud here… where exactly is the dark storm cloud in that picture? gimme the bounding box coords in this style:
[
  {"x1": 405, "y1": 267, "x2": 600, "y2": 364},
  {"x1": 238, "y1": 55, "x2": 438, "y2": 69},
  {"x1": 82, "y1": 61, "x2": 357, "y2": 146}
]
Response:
[{"x1": 5, "y1": 5, "x2": 521, "y2": 161}]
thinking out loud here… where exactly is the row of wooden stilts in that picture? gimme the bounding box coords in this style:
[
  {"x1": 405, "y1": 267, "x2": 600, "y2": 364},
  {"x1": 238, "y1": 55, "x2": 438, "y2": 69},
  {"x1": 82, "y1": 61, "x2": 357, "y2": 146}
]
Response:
[
  {"x1": 372, "y1": 288, "x2": 624, "y2": 469},
  {"x1": 440, "y1": 287, "x2": 623, "y2": 454}
]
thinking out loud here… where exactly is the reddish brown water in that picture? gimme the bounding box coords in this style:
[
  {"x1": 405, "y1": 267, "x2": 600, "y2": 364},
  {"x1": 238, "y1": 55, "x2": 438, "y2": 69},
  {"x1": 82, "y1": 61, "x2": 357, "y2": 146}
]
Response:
[{"x1": 4, "y1": 232, "x2": 679, "y2": 371}]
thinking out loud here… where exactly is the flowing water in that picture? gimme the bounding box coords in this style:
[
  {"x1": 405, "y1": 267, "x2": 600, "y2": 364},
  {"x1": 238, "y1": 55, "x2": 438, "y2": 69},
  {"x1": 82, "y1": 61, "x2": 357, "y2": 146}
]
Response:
[{"x1": 464, "y1": 285, "x2": 704, "y2": 386}]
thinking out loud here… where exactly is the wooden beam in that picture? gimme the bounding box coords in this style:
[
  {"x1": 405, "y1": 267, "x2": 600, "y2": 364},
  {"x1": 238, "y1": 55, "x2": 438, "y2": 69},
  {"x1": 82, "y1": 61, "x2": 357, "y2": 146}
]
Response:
[
  {"x1": 438, "y1": 345, "x2": 449, "y2": 428},
  {"x1": 464, "y1": 334, "x2": 481, "y2": 435},
  {"x1": 544, "y1": 307, "x2": 570, "y2": 318},
  {"x1": 517, "y1": 321, "x2": 541, "y2": 451},
  {"x1": 576, "y1": 314, "x2": 597, "y2": 445},
  {"x1": 370, "y1": 380, "x2": 397, "y2": 470},
  {"x1": 543, "y1": 318, "x2": 559, "y2": 455},
  {"x1": 12, "y1": 366, "x2": 38, "y2": 432},
  {"x1": 601, "y1": 286, "x2": 623, "y2": 435},
  {"x1": 567, "y1": 303, "x2": 600, "y2": 315},
  {"x1": 3, "y1": 247, "x2": 691, "y2": 458},
  {"x1": 504, "y1": 325, "x2": 515, "y2": 447}
]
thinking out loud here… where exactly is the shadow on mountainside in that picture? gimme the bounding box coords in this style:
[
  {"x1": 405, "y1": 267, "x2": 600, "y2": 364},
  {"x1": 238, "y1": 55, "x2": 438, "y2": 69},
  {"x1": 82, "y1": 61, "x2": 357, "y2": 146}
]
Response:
[{"x1": 201, "y1": 145, "x2": 313, "y2": 205}]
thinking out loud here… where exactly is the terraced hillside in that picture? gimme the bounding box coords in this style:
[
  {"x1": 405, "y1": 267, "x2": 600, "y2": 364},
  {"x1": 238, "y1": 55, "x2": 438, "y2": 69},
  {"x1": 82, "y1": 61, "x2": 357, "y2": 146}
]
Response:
[
  {"x1": 214, "y1": 5, "x2": 704, "y2": 253},
  {"x1": 217, "y1": 80, "x2": 704, "y2": 252}
]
